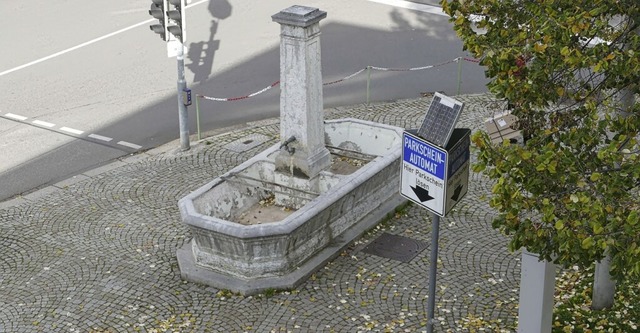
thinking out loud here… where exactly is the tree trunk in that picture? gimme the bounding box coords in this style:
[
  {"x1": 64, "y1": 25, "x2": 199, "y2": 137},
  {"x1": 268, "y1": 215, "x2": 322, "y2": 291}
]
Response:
[
  {"x1": 592, "y1": 23, "x2": 636, "y2": 308},
  {"x1": 592, "y1": 254, "x2": 616, "y2": 310}
]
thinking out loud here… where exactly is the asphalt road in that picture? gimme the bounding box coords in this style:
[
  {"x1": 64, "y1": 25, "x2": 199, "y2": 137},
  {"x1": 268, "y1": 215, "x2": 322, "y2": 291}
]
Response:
[{"x1": 0, "y1": 0, "x2": 488, "y2": 201}]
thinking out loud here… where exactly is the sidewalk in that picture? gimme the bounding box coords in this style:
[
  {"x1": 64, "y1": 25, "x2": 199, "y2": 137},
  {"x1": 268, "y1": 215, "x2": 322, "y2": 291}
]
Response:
[{"x1": 0, "y1": 94, "x2": 520, "y2": 333}]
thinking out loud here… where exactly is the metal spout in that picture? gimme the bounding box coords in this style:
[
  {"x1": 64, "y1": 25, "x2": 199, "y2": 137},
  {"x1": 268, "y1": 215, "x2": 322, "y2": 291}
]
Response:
[{"x1": 280, "y1": 136, "x2": 297, "y2": 155}]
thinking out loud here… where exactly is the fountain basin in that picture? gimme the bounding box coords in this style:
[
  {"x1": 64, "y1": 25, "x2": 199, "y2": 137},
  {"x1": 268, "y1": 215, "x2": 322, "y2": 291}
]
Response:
[{"x1": 177, "y1": 119, "x2": 406, "y2": 295}]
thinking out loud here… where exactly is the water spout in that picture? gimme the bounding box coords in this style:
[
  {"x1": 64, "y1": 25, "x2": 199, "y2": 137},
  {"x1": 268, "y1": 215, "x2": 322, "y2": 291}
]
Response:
[{"x1": 280, "y1": 136, "x2": 296, "y2": 155}]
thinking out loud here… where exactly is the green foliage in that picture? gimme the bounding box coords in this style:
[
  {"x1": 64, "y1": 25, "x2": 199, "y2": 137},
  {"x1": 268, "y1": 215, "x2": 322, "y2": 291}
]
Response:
[
  {"x1": 444, "y1": 0, "x2": 640, "y2": 281},
  {"x1": 554, "y1": 266, "x2": 640, "y2": 332}
]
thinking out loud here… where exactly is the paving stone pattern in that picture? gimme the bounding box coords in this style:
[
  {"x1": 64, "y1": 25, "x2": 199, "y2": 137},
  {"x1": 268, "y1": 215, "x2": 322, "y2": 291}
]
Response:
[{"x1": 0, "y1": 94, "x2": 520, "y2": 332}]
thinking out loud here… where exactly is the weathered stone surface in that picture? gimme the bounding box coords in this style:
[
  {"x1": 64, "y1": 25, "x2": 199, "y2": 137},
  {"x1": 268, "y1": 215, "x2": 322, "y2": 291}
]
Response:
[
  {"x1": 273, "y1": 6, "x2": 330, "y2": 179},
  {"x1": 177, "y1": 119, "x2": 405, "y2": 294},
  {"x1": 271, "y1": 5, "x2": 327, "y2": 28},
  {"x1": 0, "y1": 94, "x2": 521, "y2": 332}
]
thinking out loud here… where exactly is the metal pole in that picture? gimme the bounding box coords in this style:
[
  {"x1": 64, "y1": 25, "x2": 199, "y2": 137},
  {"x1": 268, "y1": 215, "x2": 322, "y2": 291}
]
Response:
[
  {"x1": 196, "y1": 94, "x2": 201, "y2": 141},
  {"x1": 177, "y1": 42, "x2": 190, "y2": 150},
  {"x1": 456, "y1": 57, "x2": 462, "y2": 95},
  {"x1": 366, "y1": 66, "x2": 371, "y2": 104},
  {"x1": 426, "y1": 213, "x2": 440, "y2": 333}
]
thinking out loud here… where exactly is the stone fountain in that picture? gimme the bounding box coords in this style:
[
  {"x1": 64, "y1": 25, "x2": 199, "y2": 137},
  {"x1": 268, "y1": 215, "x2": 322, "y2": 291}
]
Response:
[{"x1": 176, "y1": 6, "x2": 405, "y2": 295}]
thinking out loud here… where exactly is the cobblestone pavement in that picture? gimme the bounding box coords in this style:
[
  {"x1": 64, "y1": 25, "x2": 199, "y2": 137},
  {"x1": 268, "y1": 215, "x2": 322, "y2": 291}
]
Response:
[{"x1": 0, "y1": 94, "x2": 520, "y2": 332}]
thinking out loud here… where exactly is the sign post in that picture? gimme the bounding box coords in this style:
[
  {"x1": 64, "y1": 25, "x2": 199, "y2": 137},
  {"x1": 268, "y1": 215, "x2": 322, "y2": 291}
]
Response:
[
  {"x1": 400, "y1": 129, "x2": 469, "y2": 333},
  {"x1": 426, "y1": 212, "x2": 440, "y2": 333},
  {"x1": 399, "y1": 93, "x2": 470, "y2": 332},
  {"x1": 148, "y1": 0, "x2": 190, "y2": 151}
]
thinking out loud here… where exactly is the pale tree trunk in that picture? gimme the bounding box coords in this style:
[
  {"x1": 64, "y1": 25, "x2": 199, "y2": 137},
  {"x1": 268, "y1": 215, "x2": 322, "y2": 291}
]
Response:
[
  {"x1": 593, "y1": 254, "x2": 616, "y2": 310},
  {"x1": 592, "y1": 22, "x2": 637, "y2": 308},
  {"x1": 593, "y1": 75, "x2": 634, "y2": 311},
  {"x1": 593, "y1": 88, "x2": 635, "y2": 310}
]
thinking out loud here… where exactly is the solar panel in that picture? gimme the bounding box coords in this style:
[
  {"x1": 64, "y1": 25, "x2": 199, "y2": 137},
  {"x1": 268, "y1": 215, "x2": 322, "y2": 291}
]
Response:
[{"x1": 417, "y1": 93, "x2": 464, "y2": 147}]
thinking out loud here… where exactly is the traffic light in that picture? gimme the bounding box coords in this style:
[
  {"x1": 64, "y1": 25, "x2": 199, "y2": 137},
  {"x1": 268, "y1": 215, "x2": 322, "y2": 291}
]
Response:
[
  {"x1": 149, "y1": 0, "x2": 168, "y2": 41},
  {"x1": 166, "y1": 0, "x2": 186, "y2": 43}
]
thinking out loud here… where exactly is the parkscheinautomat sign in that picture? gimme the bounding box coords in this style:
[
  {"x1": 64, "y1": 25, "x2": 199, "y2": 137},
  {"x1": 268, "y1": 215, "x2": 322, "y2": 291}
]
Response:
[{"x1": 400, "y1": 129, "x2": 470, "y2": 217}]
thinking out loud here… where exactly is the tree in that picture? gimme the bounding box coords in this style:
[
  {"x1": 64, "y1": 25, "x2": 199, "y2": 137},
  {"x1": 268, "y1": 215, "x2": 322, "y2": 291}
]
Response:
[{"x1": 442, "y1": 0, "x2": 640, "y2": 308}]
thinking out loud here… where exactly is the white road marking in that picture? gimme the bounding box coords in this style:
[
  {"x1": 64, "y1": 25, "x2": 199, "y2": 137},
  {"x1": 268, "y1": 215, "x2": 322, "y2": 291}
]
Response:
[
  {"x1": 110, "y1": 9, "x2": 150, "y2": 15},
  {"x1": 117, "y1": 141, "x2": 143, "y2": 150},
  {"x1": 5, "y1": 113, "x2": 28, "y2": 121},
  {"x1": 367, "y1": 0, "x2": 449, "y2": 17},
  {"x1": 88, "y1": 134, "x2": 113, "y2": 142},
  {"x1": 0, "y1": 21, "x2": 151, "y2": 78},
  {"x1": 60, "y1": 127, "x2": 84, "y2": 135},
  {"x1": 2, "y1": 113, "x2": 142, "y2": 149},
  {"x1": 186, "y1": 0, "x2": 208, "y2": 7},
  {"x1": 33, "y1": 120, "x2": 55, "y2": 128},
  {"x1": 0, "y1": 0, "x2": 209, "y2": 78}
]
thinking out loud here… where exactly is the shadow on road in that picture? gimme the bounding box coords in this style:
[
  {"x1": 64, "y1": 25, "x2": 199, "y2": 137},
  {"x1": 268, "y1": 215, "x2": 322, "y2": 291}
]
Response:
[
  {"x1": 187, "y1": 0, "x2": 232, "y2": 84},
  {"x1": 0, "y1": 9, "x2": 488, "y2": 201}
]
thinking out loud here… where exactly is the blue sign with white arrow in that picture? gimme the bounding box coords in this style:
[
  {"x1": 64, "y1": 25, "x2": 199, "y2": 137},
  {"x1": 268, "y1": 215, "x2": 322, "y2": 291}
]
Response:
[
  {"x1": 401, "y1": 132, "x2": 448, "y2": 216},
  {"x1": 400, "y1": 129, "x2": 470, "y2": 217}
]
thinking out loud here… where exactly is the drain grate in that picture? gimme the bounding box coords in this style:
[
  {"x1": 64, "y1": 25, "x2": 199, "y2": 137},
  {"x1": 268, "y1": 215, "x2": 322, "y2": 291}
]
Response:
[
  {"x1": 361, "y1": 232, "x2": 428, "y2": 263},
  {"x1": 223, "y1": 134, "x2": 271, "y2": 153}
]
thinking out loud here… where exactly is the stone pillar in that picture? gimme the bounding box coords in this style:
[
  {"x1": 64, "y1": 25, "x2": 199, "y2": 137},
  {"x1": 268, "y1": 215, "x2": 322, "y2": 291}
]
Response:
[
  {"x1": 517, "y1": 249, "x2": 555, "y2": 333},
  {"x1": 272, "y1": 6, "x2": 331, "y2": 179}
]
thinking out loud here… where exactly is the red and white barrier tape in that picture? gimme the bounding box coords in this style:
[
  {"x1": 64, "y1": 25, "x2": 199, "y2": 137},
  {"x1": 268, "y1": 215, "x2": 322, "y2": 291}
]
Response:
[
  {"x1": 199, "y1": 80, "x2": 280, "y2": 102},
  {"x1": 197, "y1": 57, "x2": 480, "y2": 102},
  {"x1": 323, "y1": 68, "x2": 367, "y2": 86},
  {"x1": 369, "y1": 58, "x2": 460, "y2": 72}
]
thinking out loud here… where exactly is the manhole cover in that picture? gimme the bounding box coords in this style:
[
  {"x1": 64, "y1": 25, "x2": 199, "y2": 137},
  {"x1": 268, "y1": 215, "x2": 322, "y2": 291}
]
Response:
[
  {"x1": 361, "y1": 232, "x2": 428, "y2": 262},
  {"x1": 223, "y1": 134, "x2": 271, "y2": 153}
]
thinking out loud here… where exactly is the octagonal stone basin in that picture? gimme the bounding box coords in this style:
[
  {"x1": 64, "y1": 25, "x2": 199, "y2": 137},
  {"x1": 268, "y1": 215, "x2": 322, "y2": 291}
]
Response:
[{"x1": 177, "y1": 118, "x2": 405, "y2": 295}]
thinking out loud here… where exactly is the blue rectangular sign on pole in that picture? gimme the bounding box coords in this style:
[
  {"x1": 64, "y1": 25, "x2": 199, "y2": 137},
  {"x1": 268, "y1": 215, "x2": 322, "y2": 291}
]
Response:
[
  {"x1": 400, "y1": 129, "x2": 470, "y2": 217},
  {"x1": 401, "y1": 131, "x2": 448, "y2": 216},
  {"x1": 403, "y1": 134, "x2": 447, "y2": 180}
]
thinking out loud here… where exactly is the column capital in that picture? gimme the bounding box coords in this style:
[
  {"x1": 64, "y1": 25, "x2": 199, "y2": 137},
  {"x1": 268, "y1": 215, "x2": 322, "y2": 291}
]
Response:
[{"x1": 272, "y1": 6, "x2": 327, "y2": 28}]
